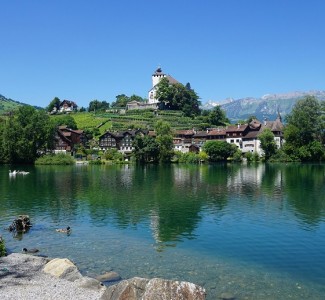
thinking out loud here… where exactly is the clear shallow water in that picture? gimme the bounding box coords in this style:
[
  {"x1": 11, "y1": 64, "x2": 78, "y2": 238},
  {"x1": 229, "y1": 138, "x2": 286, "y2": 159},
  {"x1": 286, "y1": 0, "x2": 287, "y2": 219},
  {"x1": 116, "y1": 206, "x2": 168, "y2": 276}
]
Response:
[{"x1": 1, "y1": 163, "x2": 325, "y2": 299}]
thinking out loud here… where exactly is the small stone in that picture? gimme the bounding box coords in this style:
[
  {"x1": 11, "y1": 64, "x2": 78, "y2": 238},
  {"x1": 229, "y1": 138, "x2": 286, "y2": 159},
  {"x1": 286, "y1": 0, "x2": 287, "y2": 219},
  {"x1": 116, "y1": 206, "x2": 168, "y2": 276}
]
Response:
[
  {"x1": 220, "y1": 292, "x2": 236, "y2": 300},
  {"x1": 96, "y1": 271, "x2": 121, "y2": 283}
]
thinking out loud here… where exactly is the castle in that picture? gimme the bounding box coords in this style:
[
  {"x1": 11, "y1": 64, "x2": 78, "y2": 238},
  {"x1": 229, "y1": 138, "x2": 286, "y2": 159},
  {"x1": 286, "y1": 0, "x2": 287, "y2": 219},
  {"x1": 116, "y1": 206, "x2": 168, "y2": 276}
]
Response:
[{"x1": 126, "y1": 67, "x2": 178, "y2": 110}]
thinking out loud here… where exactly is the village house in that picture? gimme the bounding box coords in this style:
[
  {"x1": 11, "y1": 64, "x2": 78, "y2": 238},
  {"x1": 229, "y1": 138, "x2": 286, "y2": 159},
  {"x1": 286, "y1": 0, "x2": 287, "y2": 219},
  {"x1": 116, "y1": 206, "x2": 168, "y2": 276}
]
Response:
[
  {"x1": 54, "y1": 126, "x2": 87, "y2": 155},
  {"x1": 172, "y1": 116, "x2": 284, "y2": 154},
  {"x1": 98, "y1": 129, "x2": 148, "y2": 155},
  {"x1": 97, "y1": 115, "x2": 284, "y2": 157},
  {"x1": 52, "y1": 100, "x2": 78, "y2": 113},
  {"x1": 241, "y1": 116, "x2": 284, "y2": 155}
]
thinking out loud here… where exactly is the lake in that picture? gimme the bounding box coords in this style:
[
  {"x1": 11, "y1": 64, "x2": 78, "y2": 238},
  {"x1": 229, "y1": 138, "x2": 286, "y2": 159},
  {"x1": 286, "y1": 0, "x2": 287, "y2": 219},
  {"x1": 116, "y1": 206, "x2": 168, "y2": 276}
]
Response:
[{"x1": 1, "y1": 163, "x2": 325, "y2": 299}]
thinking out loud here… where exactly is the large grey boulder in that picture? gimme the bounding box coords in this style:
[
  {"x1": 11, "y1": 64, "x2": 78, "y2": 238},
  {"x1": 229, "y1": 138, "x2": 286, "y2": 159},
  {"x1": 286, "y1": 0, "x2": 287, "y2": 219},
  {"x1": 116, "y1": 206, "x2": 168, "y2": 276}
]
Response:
[
  {"x1": 101, "y1": 277, "x2": 206, "y2": 300},
  {"x1": 43, "y1": 257, "x2": 83, "y2": 281}
]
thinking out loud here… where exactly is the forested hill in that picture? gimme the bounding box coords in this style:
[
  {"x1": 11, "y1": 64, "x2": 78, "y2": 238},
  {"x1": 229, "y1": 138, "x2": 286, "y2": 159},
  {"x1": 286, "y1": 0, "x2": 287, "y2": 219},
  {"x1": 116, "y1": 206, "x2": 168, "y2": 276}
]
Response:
[
  {"x1": 204, "y1": 91, "x2": 325, "y2": 122},
  {"x1": 0, "y1": 94, "x2": 25, "y2": 114},
  {"x1": 0, "y1": 94, "x2": 42, "y2": 114}
]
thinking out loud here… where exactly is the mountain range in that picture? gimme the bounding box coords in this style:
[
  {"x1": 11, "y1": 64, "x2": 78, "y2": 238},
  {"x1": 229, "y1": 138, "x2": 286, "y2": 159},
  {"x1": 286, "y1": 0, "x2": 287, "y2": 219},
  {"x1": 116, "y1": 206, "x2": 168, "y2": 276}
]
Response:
[{"x1": 204, "y1": 90, "x2": 325, "y2": 122}]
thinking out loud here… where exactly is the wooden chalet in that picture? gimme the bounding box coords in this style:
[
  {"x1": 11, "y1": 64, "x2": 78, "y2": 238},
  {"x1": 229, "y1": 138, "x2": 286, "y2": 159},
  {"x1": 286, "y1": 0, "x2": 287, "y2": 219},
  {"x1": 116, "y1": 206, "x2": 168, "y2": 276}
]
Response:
[
  {"x1": 98, "y1": 129, "x2": 148, "y2": 154},
  {"x1": 54, "y1": 126, "x2": 87, "y2": 154},
  {"x1": 58, "y1": 100, "x2": 78, "y2": 113}
]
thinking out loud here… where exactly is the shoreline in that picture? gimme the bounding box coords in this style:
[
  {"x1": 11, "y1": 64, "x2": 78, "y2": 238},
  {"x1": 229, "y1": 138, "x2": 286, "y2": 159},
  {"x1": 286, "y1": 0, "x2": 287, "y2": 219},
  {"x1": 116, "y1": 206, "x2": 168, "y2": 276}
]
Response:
[{"x1": 0, "y1": 253, "x2": 206, "y2": 300}]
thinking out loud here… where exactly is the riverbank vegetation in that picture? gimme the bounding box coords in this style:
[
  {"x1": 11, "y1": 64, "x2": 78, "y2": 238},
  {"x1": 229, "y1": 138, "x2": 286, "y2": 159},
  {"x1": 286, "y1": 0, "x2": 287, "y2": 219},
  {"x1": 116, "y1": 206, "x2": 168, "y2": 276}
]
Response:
[
  {"x1": 0, "y1": 236, "x2": 6, "y2": 257},
  {"x1": 35, "y1": 153, "x2": 75, "y2": 165}
]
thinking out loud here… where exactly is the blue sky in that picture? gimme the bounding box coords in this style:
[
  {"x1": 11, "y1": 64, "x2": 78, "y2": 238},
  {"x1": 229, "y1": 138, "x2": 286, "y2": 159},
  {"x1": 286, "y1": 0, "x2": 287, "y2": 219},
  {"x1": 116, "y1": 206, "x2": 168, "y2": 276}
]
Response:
[{"x1": 1, "y1": 0, "x2": 325, "y2": 108}]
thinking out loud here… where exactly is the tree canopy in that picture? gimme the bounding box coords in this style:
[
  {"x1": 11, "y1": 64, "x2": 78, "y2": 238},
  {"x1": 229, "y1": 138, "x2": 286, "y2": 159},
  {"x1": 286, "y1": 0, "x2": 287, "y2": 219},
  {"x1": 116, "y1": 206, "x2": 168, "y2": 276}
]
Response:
[
  {"x1": 258, "y1": 128, "x2": 277, "y2": 161},
  {"x1": 88, "y1": 100, "x2": 110, "y2": 112},
  {"x1": 155, "y1": 120, "x2": 174, "y2": 162},
  {"x1": 0, "y1": 106, "x2": 55, "y2": 163},
  {"x1": 46, "y1": 97, "x2": 61, "y2": 112},
  {"x1": 51, "y1": 115, "x2": 78, "y2": 130},
  {"x1": 132, "y1": 135, "x2": 159, "y2": 163},
  {"x1": 202, "y1": 140, "x2": 237, "y2": 161},
  {"x1": 111, "y1": 94, "x2": 146, "y2": 108},
  {"x1": 208, "y1": 106, "x2": 229, "y2": 126},
  {"x1": 155, "y1": 78, "x2": 201, "y2": 117},
  {"x1": 283, "y1": 96, "x2": 325, "y2": 161}
]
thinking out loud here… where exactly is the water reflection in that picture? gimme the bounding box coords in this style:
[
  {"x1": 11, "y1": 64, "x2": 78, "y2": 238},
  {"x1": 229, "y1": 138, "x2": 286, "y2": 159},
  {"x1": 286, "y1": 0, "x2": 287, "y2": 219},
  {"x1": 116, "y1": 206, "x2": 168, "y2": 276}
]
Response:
[
  {"x1": 1, "y1": 164, "x2": 325, "y2": 238},
  {"x1": 1, "y1": 163, "x2": 325, "y2": 299}
]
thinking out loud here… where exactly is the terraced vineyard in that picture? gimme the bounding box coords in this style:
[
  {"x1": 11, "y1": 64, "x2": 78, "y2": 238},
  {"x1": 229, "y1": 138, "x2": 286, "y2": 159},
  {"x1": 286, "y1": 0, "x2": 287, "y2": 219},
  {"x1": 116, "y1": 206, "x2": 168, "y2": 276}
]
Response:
[{"x1": 70, "y1": 109, "x2": 207, "y2": 134}]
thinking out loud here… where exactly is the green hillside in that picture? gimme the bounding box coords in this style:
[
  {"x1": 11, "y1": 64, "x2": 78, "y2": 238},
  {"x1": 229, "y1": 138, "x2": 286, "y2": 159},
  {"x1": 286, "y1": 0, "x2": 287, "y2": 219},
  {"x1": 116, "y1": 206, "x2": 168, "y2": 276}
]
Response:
[{"x1": 0, "y1": 94, "x2": 24, "y2": 114}]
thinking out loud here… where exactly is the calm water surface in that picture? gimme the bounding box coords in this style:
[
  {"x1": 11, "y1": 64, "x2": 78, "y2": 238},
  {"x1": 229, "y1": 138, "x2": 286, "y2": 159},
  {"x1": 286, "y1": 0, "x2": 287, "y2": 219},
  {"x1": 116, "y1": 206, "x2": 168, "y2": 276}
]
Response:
[{"x1": 1, "y1": 163, "x2": 325, "y2": 299}]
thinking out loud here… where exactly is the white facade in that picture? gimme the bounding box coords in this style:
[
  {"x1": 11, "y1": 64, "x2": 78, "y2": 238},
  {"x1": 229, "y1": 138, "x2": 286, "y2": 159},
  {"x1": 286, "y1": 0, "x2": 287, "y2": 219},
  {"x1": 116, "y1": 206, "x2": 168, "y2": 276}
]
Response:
[
  {"x1": 148, "y1": 68, "x2": 179, "y2": 105},
  {"x1": 148, "y1": 68, "x2": 167, "y2": 104}
]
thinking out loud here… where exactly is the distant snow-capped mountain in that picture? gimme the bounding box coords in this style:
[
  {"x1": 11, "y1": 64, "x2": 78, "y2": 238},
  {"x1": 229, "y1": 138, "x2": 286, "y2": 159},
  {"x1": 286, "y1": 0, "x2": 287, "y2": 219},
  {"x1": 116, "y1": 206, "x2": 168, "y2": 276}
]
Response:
[{"x1": 204, "y1": 90, "x2": 325, "y2": 122}]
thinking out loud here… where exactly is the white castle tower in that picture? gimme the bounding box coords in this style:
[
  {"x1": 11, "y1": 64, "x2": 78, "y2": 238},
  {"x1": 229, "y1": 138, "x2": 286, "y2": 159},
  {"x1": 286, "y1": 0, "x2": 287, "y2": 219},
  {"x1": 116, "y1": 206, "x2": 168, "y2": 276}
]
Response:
[{"x1": 148, "y1": 67, "x2": 178, "y2": 104}]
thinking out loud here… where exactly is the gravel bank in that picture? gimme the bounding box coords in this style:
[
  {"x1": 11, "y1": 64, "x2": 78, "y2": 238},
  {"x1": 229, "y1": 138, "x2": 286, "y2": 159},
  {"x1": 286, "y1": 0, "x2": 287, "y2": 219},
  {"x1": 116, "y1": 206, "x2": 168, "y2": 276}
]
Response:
[{"x1": 0, "y1": 253, "x2": 106, "y2": 300}]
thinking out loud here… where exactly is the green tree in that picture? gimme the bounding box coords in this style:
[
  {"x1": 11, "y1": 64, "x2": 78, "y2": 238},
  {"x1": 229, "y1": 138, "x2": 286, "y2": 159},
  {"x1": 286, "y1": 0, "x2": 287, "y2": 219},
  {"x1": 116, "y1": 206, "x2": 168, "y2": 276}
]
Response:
[
  {"x1": 88, "y1": 100, "x2": 110, "y2": 112},
  {"x1": 286, "y1": 96, "x2": 322, "y2": 145},
  {"x1": 129, "y1": 94, "x2": 146, "y2": 102},
  {"x1": 1, "y1": 106, "x2": 55, "y2": 163},
  {"x1": 132, "y1": 135, "x2": 159, "y2": 163},
  {"x1": 284, "y1": 96, "x2": 325, "y2": 161},
  {"x1": 208, "y1": 106, "x2": 229, "y2": 126},
  {"x1": 155, "y1": 120, "x2": 174, "y2": 162},
  {"x1": 155, "y1": 77, "x2": 201, "y2": 117},
  {"x1": 46, "y1": 97, "x2": 61, "y2": 112},
  {"x1": 202, "y1": 140, "x2": 237, "y2": 161},
  {"x1": 111, "y1": 94, "x2": 130, "y2": 107},
  {"x1": 51, "y1": 115, "x2": 77, "y2": 130},
  {"x1": 258, "y1": 128, "x2": 277, "y2": 161}
]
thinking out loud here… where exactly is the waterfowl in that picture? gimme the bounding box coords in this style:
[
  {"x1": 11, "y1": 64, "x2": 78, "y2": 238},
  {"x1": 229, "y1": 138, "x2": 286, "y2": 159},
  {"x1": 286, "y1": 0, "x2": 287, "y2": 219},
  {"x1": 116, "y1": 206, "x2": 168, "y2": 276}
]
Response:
[
  {"x1": 9, "y1": 170, "x2": 17, "y2": 176},
  {"x1": 56, "y1": 226, "x2": 71, "y2": 233},
  {"x1": 22, "y1": 247, "x2": 39, "y2": 254}
]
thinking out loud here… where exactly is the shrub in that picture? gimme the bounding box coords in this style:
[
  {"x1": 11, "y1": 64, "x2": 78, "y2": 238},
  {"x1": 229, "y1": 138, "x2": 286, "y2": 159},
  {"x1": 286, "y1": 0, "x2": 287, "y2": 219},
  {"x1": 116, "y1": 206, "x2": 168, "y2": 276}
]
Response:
[
  {"x1": 245, "y1": 151, "x2": 253, "y2": 162},
  {"x1": 0, "y1": 236, "x2": 6, "y2": 257},
  {"x1": 232, "y1": 150, "x2": 243, "y2": 162},
  {"x1": 35, "y1": 153, "x2": 75, "y2": 165},
  {"x1": 174, "y1": 151, "x2": 202, "y2": 164}
]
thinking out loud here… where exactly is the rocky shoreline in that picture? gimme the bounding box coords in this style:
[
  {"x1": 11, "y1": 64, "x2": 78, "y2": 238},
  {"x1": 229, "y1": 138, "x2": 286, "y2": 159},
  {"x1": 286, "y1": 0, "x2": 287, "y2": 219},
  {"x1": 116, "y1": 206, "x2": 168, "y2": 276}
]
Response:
[{"x1": 0, "y1": 253, "x2": 206, "y2": 300}]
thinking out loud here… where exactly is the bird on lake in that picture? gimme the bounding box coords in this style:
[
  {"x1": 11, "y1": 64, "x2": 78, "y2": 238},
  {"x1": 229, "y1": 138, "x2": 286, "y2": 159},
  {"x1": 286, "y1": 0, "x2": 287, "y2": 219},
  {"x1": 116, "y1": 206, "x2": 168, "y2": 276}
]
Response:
[
  {"x1": 22, "y1": 247, "x2": 39, "y2": 254},
  {"x1": 56, "y1": 226, "x2": 71, "y2": 233}
]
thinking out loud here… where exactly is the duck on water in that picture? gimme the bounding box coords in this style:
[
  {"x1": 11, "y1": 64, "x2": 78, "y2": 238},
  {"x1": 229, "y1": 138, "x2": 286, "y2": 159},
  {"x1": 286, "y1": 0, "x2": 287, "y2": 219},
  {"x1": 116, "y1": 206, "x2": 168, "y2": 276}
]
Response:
[
  {"x1": 9, "y1": 170, "x2": 30, "y2": 176},
  {"x1": 56, "y1": 226, "x2": 71, "y2": 233},
  {"x1": 22, "y1": 248, "x2": 39, "y2": 254}
]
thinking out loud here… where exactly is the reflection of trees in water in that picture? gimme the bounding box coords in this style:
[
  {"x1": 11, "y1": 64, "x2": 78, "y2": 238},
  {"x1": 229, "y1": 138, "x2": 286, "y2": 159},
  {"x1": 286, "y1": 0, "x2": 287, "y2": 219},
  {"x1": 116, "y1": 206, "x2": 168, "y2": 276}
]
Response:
[
  {"x1": 260, "y1": 164, "x2": 285, "y2": 201},
  {"x1": 284, "y1": 164, "x2": 325, "y2": 226},
  {"x1": 0, "y1": 165, "x2": 81, "y2": 223},
  {"x1": 3, "y1": 163, "x2": 324, "y2": 248}
]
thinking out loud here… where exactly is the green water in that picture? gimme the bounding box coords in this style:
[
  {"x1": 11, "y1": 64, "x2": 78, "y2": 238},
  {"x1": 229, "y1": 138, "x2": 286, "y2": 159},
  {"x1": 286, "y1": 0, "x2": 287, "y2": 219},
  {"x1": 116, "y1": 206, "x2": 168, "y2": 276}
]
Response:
[{"x1": 1, "y1": 163, "x2": 325, "y2": 299}]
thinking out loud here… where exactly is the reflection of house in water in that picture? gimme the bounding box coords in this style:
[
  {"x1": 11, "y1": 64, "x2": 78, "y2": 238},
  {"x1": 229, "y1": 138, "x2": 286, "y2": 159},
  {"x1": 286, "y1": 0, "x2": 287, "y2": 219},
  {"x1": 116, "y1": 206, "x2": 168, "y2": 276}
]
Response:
[
  {"x1": 227, "y1": 164, "x2": 265, "y2": 191},
  {"x1": 119, "y1": 164, "x2": 134, "y2": 189},
  {"x1": 226, "y1": 164, "x2": 284, "y2": 200}
]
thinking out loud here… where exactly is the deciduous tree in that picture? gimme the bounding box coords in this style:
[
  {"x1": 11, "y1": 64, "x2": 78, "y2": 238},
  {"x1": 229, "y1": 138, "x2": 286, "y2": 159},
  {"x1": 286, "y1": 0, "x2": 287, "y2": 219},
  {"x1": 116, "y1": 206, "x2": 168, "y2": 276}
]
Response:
[
  {"x1": 155, "y1": 120, "x2": 174, "y2": 162},
  {"x1": 284, "y1": 96, "x2": 325, "y2": 161},
  {"x1": 202, "y1": 140, "x2": 237, "y2": 161},
  {"x1": 258, "y1": 128, "x2": 277, "y2": 161},
  {"x1": 132, "y1": 135, "x2": 159, "y2": 163},
  {"x1": 156, "y1": 78, "x2": 201, "y2": 117}
]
